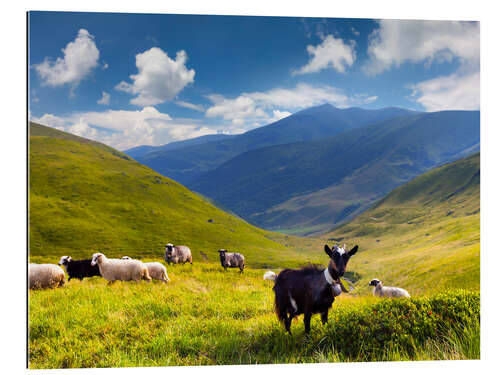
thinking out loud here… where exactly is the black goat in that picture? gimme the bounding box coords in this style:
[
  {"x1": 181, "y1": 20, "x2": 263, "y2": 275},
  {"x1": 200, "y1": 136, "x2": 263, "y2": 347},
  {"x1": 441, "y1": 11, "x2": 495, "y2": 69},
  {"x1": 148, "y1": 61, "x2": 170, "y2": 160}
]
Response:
[
  {"x1": 265, "y1": 244, "x2": 358, "y2": 334},
  {"x1": 58, "y1": 256, "x2": 101, "y2": 281}
]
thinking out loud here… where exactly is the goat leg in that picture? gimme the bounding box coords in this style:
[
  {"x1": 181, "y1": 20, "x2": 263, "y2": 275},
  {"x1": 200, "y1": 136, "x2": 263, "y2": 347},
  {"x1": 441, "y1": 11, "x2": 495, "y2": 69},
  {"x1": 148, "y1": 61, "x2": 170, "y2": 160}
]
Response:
[
  {"x1": 321, "y1": 310, "x2": 328, "y2": 325},
  {"x1": 304, "y1": 311, "x2": 312, "y2": 335}
]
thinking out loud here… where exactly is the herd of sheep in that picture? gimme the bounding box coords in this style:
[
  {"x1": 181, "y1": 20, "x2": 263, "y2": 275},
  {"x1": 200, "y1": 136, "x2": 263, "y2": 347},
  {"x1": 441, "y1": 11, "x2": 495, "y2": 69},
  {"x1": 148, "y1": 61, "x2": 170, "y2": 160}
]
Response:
[
  {"x1": 28, "y1": 243, "x2": 246, "y2": 289},
  {"x1": 29, "y1": 243, "x2": 409, "y2": 299}
]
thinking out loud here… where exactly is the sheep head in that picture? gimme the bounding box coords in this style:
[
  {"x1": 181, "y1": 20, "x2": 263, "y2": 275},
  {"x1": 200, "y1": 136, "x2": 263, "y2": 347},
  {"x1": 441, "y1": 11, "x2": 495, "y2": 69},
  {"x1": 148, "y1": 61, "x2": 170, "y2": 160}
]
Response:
[
  {"x1": 58, "y1": 256, "x2": 71, "y2": 266},
  {"x1": 91, "y1": 253, "x2": 105, "y2": 266}
]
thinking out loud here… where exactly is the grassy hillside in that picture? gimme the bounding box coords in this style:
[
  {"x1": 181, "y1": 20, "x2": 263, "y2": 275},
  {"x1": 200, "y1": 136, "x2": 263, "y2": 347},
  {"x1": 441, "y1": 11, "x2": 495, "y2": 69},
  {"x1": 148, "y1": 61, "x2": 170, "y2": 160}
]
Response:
[
  {"x1": 136, "y1": 104, "x2": 416, "y2": 184},
  {"x1": 29, "y1": 263, "x2": 479, "y2": 368},
  {"x1": 29, "y1": 122, "x2": 322, "y2": 268},
  {"x1": 323, "y1": 152, "x2": 480, "y2": 295},
  {"x1": 190, "y1": 110, "x2": 479, "y2": 235}
]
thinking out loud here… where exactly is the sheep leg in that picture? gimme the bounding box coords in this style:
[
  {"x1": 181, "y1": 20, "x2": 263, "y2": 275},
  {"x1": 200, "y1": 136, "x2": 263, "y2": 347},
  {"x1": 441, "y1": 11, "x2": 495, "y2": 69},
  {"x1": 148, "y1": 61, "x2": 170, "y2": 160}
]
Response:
[
  {"x1": 321, "y1": 310, "x2": 328, "y2": 325},
  {"x1": 107, "y1": 280, "x2": 116, "y2": 286}
]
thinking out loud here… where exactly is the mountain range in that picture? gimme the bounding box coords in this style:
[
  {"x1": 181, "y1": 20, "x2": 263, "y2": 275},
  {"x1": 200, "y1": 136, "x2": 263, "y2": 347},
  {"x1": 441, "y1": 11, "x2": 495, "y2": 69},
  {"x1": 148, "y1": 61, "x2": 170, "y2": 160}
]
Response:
[
  {"x1": 127, "y1": 104, "x2": 417, "y2": 184},
  {"x1": 128, "y1": 105, "x2": 479, "y2": 235}
]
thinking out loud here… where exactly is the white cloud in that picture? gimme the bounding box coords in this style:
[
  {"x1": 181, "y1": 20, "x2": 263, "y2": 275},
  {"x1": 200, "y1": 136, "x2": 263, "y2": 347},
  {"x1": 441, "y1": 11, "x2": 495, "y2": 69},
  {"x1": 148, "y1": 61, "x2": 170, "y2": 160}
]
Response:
[
  {"x1": 205, "y1": 83, "x2": 354, "y2": 127},
  {"x1": 364, "y1": 20, "x2": 479, "y2": 75},
  {"x1": 97, "y1": 91, "x2": 110, "y2": 105},
  {"x1": 34, "y1": 29, "x2": 99, "y2": 88},
  {"x1": 116, "y1": 47, "x2": 195, "y2": 106},
  {"x1": 270, "y1": 110, "x2": 292, "y2": 122},
  {"x1": 175, "y1": 101, "x2": 204, "y2": 112},
  {"x1": 293, "y1": 35, "x2": 356, "y2": 75},
  {"x1": 410, "y1": 71, "x2": 479, "y2": 112},
  {"x1": 102, "y1": 62, "x2": 109, "y2": 70},
  {"x1": 30, "y1": 107, "x2": 220, "y2": 151},
  {"x1": 204, "y1": 83, "x2": 381, "y2": 131}
]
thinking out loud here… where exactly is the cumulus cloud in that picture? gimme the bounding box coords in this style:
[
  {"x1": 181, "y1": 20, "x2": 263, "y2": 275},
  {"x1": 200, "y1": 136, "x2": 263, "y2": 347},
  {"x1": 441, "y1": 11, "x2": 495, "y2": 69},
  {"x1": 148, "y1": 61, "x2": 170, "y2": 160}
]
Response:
[
  {"x1": 31, "y1": 107, "x2": 219, "y2": 151},
  {"x1": 97, "y1": 92, "x2": 110, "y2": 105},
  {"x1": 364, "y1": 20, "x2": 479, "y2": 75},
  {"x1": 116, "y1": 47, "x2": 195, "y2": 106},
  {"x1": 293, "y1": 35, "x2": 356, "y2": 75},
  {"x1": 34, "y1": 29, "x2": 100, "y2": 88},
  {"x1": 409, "y1": 71, "x2": 479, "y2": 112}
]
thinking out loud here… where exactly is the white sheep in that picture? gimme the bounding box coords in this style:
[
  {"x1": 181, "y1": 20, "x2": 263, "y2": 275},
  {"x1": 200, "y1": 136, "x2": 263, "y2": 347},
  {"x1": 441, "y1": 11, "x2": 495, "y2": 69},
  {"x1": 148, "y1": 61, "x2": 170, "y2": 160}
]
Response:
[
  {"x1": 369, "y1": 279, "x2": 410, "y2": 298},
  {"x1": 91, "y1": 253, "x2": 151, "y2": 284},
  {"x1": 29, "y1": 263, "x2": 66, "y2": 289},
  {"x1": 121, "y1": 256, "x2": 170, "y2": 284}
]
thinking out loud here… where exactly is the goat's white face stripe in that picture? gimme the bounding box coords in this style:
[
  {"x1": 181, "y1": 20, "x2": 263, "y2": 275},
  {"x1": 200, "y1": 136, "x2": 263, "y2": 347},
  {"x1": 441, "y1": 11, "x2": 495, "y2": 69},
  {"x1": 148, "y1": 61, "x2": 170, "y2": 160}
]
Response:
[{"x1": 335, "y1": 247, "x2": 345, "y2": 255}]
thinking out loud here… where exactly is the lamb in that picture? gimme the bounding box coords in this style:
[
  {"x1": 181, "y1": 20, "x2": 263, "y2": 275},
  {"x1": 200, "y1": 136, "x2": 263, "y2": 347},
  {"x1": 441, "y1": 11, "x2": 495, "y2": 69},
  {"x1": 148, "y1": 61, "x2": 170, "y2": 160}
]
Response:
[
  {"x1": 218, "y1": 249, "x2": 245, "y2": 272},
  {"x1": 58, "y1": 256, "x2": 101, "y2": 281},
  {"x1": 369, "y1": 279, "x2": 410, "y2": 298},
  {"x1": 121, "y1": 256, "x2": 170, "y2": 284},
  {"x1": 29, "y1": 263, "x2": 66, "y2": 289},
  {"x1": 164, "y1": 243, "x2": 192, "y2": 265},
  {"x1": 91, "y1": 253, "x2": 151, "y2": 284}
]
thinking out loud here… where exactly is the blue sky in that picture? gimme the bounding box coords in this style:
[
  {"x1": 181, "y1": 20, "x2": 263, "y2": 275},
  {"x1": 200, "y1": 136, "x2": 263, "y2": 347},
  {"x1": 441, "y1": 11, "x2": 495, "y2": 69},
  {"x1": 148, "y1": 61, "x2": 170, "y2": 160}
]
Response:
[{"x1": 28, "y1": 12, "x2": 479, "y2": 150}]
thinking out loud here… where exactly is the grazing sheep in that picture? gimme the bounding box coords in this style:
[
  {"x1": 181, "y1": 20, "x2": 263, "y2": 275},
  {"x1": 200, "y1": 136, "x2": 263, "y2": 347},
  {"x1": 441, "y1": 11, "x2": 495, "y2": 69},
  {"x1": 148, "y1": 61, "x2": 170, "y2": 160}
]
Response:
[
  {"x1": 58, "y1": 256, "x2": 101, "y2": 281},
  {"x1": 369, "y1": 279, "x2": 410, "y2": 298},
  {"x1": 263, "y1": 271, "x2": 277, "y2": 281},
  {"x1": 164, "y1": 243, "x2": 192, "y2": 265},
  {"x1": 29, "y1": 263, "x2": 66, "y2": 289},
  {"x1": 121, "y1": 256, "x2": 170, "y2": 284},
  {"x1": 265, "y1": 244, "x2": 358, "y2": 335},
  {"x1": 91, "y1": 253, "x2": 151, "y2": 284},
  {"x1": 218, "y1": 249, "x2": 245, "y2": 272}
]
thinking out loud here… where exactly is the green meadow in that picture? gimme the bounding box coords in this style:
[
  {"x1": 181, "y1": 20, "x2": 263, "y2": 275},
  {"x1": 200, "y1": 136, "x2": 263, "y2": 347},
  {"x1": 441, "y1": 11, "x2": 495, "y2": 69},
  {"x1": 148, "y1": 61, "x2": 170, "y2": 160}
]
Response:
[
  {"x1": 29, "y1": 264, "x2": 479, "y2": 368},
  {"x1": 28, "y1": 123, "x2": 480, "y2": 367}
]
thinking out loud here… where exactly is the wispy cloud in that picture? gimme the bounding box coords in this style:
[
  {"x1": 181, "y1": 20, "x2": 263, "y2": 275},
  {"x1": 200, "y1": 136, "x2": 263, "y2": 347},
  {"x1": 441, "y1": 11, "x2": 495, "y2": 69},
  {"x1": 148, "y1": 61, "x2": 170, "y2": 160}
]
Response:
[
  {"x1": 205, "y1": 83, "x2": 378, "y2": 129},
  {"x1": 364, "y1": 20, "x2": 479, "y2": 75},
  {"x1": 31, "y1": 107, "x2": 221, "y2": 150},
  {"x1": 97, "y1": 91, "x2": 110, "y2": 105},
  {"x1": 409, "y1": 70, "x2": 479, "y2": 111},
  {"x1": 175, "y1": 101, "x2": 204, "y2": 112}
]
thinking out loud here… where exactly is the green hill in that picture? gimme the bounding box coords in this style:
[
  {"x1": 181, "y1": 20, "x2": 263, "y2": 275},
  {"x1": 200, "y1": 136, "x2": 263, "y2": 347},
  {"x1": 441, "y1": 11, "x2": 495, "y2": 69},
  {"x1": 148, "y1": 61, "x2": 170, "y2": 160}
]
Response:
[
  {"x1": 28, "y1": 122, "x2": 321, "y2": 267},
  {"x1": 323, "y1": 152, "x2": 480, "y2": 294}
]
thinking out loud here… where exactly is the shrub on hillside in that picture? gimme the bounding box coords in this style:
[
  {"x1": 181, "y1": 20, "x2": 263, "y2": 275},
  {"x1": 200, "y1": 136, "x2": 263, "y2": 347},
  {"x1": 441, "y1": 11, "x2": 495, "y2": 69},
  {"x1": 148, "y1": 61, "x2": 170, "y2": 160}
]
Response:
[{"x1": 319, "y1": 290, "x2": 479, "y2": 358}]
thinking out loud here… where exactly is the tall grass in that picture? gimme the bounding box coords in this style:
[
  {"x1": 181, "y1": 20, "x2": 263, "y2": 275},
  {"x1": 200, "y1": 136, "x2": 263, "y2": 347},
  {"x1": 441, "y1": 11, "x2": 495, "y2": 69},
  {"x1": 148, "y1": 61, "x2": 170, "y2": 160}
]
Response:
[{"x1": 28, "y1": 263, "x2": 479, "y2": 368}]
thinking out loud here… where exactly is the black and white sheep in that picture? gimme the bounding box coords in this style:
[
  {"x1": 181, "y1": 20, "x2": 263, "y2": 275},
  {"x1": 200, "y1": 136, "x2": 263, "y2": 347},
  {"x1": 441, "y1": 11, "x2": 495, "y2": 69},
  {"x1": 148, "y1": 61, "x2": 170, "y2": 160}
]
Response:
[
  {"x1": 29, "y1": 263, "x2": 66, "y2": 289},
  {"x1": 218, "y1": 249, "x2": 245, "y2": 272},
  {"x1": 164, "y1": 243, "x2": 192, "y2": 265},
  {"x1": 91, "y1": 253, "x2": 151, "y2": 284},
  {"x1": 121, "y1": 256, "x2": 170, "y2": 284},
  {"x1": 369, "y1": 279, "x2": 410, "y2": 298},
  {"x1": 58, "y1": 256, "x2": 101, "y2": 281}
]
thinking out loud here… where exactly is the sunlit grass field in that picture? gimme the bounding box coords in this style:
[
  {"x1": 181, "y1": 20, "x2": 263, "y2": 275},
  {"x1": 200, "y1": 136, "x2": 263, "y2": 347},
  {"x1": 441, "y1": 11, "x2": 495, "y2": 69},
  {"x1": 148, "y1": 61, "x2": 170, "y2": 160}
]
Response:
[
  {"x1": 28, "y1": 125, "x2": 480, "y2": 368},
  {"x1": 29, "y1": 262, "x2": 479, "y2": 368}
]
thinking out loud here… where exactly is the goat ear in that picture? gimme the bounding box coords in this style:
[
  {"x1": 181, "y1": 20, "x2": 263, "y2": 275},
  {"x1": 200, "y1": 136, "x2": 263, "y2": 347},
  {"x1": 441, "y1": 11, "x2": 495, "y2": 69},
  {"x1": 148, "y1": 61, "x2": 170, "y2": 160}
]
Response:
[
  {"x1": 348, "y1": 245, "x2": 359, "y2": 256},
  {"x1": 324, "y1": 245, "x2": 333, "y2": 257}
]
